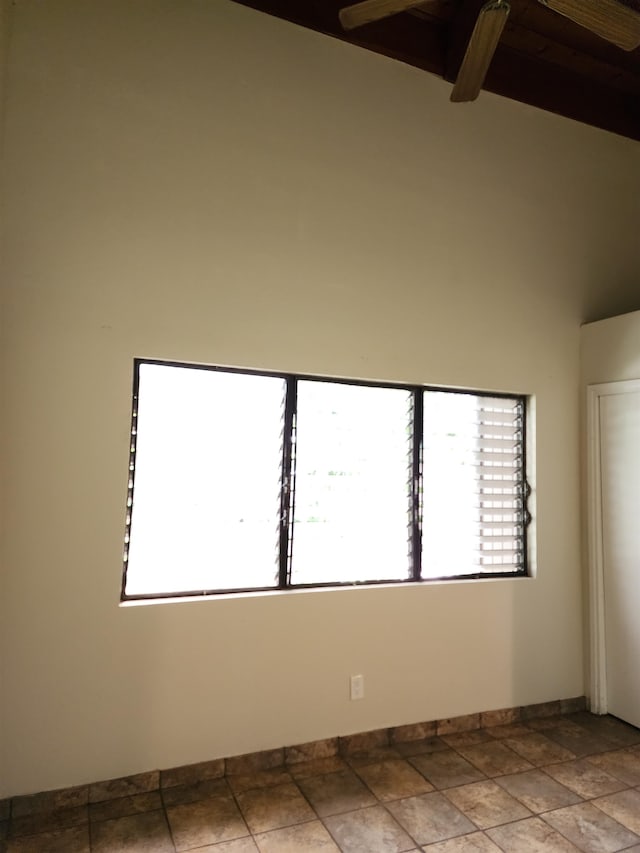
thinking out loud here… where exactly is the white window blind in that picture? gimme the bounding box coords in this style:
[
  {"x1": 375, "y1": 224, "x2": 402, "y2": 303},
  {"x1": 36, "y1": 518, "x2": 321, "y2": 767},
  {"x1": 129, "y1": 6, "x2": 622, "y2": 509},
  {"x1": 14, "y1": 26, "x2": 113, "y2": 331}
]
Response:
[{"x1": 422, "y1": 392, "x2": 526, "y2": 579}]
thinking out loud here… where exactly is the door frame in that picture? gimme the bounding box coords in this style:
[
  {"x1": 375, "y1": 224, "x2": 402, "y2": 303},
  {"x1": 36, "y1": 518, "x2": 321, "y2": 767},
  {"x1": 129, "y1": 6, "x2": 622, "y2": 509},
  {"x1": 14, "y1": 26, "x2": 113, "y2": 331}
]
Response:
[{"x1": 586, "y1": 378, "x2": 640, "y2": 714}]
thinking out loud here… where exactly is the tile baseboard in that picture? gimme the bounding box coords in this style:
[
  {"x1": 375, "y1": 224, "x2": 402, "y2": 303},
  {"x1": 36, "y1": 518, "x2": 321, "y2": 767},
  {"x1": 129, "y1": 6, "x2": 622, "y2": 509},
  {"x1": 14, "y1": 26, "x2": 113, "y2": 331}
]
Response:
[{"x1": 4, "y1": 695, "x2": 587, "y2": 815}]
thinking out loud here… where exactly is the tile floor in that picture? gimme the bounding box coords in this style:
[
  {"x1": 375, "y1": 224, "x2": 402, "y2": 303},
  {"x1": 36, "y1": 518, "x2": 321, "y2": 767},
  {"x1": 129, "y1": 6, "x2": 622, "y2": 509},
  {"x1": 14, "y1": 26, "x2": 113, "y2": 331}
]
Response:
[{"x1": 3, "y1": 713, "x2": 640, "y2": 852}]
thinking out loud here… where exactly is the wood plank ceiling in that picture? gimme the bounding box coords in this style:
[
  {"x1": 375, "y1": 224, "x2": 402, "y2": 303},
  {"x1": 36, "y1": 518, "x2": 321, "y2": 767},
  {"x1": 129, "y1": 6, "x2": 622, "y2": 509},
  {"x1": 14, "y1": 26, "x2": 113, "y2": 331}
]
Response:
[{"x1": 229, "y1": 0, "x2": 640, "y2": 141}]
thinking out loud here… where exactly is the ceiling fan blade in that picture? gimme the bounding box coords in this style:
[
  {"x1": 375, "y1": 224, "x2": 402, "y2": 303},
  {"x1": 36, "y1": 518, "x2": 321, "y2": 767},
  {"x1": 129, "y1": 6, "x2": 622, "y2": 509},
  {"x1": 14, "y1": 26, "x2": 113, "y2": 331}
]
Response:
[
  {"x1": 450, "y1": 0, "x2": 510, "y2": 102},
  {"x1": 339, "y1": 0, "x2": 432, "y2": 31},
  {"x1": 538, "y1": 0, "x2": 640, "y2": 51}
]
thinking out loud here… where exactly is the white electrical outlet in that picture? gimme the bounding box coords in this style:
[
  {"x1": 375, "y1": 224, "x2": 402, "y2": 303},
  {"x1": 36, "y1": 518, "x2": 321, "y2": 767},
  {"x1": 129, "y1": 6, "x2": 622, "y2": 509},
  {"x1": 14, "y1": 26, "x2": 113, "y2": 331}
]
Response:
[{"x1": 350, "y1": 674, "x2": 364, "y2": 700}]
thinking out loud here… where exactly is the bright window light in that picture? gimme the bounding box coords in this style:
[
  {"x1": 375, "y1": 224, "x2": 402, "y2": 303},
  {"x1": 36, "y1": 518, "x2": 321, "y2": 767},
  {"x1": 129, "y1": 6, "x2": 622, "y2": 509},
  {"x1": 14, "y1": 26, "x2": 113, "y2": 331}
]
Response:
[
  {"x1": 124, "y1": 363, "x2": 285, "y2": 596},
  {"x1": 291, "y1": 380, "x2": 412, "y2": 585}
]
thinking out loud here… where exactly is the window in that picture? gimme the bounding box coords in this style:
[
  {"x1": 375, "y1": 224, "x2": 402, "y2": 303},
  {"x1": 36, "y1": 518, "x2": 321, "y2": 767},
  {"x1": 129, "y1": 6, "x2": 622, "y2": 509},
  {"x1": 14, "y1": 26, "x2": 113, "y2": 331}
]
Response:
[{"x1": 122, "y1": 360, "x2": 530, "y2": 600}]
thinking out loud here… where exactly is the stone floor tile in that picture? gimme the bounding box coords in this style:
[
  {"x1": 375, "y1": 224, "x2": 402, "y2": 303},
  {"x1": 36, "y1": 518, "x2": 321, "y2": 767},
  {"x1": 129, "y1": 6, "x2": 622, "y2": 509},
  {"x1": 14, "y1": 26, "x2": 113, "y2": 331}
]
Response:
[
  {"x1": 567, "y1": 714, "x2": 640, "y2": 748},
  {"x1": 543, "y1": 759, "x2": 627, "y2": 799},
  {"x1": 285, "y1": 738, "x2": 338, "y2": 765},
  {"x1": 226, "y1": 750, "x2": 284, "y2": 777},
  {"x1": 409, "y1": 750, "x2": 486, "y2": 789},
  {"x1": 595, "y1": 716, "x2": 640, "y2": 747},
  {"x1": 390, "y1": 721, "x2": 437, "y2": 744},
  {"x1": 495, "y1": 769, "x2": 582, "y2": 813},
  {"x1": 503, "y1": 733, "x2": 576, "y2": 766},
  {"x1": 480, "y1": 708, "x2": 521, "y2": 729},
  {"x1": 592, "y1": 789, "x2": 640, "y2": 834},
  {"x1": 440, "y1": 731, "x2": 493, "y2": 749},
  {"x1": 91, "y1": 810, "x2": 174, "y2": 853},
  {"x1": 444, "y1": 780, "x2": 531, "y2": 829},
  {"x1": 297, "y1": 769, "x2": 376, "y2": 817},
  {"x1": 542, "y1": 802, "x2": 640, "y2": 853},
  {"x1": 194, "y1": 839, "x2": 258, "y2": 852},
  {"x1": 532, "y1": 718, "x2": 616, "y2": 756},
  {"x1": 324, "y1": 804, "x2": 416, "y2": 853},
  {"x1": 254, "y1": 819, "x2": 340, "y2": 851},
  {"x1": 386, "y1": 792, "x2": 476, "y2": 846},
  {"x1": 288, "y1": 757, "x2": 348, "y2": 780},
  {"x1": 161, "y1": 778, "x2": 231, "y2": 807},
  {"x1": 339, "y1": 730, "x2": 389, "y2": 755},
  {"x1": 565, "y1": 711, "x2": 606, "y2": 728},
  {"x1": 7, "y1": 711, "x2": 639, "y2": 853},
  {"x1": 11, "y1": 786, "x2": 88, "y2": 817},
  {"x1": 544, "y1": 727, "x2": 615, "y2": 757},
  {"x1": 487, "y1": 816, "x2": 581, "y2": 851},
  {"x1": 227, "y1": 769, "x2": 293, "y2": 795},
  {"x1": 437, "y1": 714, "x2": 480, "y2": 736},
  {"x1": 5, "y1": 825, "x2": 90, "y2": 853},
  {"x1": 166, "y1": 794, "x2": 249, "y2": 849},
  {"x1": 346, "y1": 746, "x2": 402, "y2": 768},
  {"x1": 235, "y1": 782, "x2": 315, "y2": 833},
  {"x1": 521, "y1": 701, "x2": 561, "y2": 721},
  {"x1": 395, "y1": 739, "x2": 449, "y2": 758},
  {"x1": 560, "y1": 697, "x2": 587, "y2": 715},
  {"x1": 160, "y1": 758, "x2": 224, "y2": 789},
  {"x1": 9, "y1": 805, "x2": 87, "y2": 838},
  {"x1": 485, "y1": 724, "x2": 533, "y2": 740},
  {"x1": 456, "y1": 741, "x2": 534, "y2": 777},
  {"x1": 355, "y1": 759, "x2": 434, "y2": 801},
  {"x1": 421, "y1": 832, "x2": 502, "y2": 851},
  {"x1": 587, "y1": 748, "x2": 640, "y2": 786},
  {"x1": 89, "y1": 771, "x2": 159, "y2": 804},
  {"x1": 526, "y1": 716, "x2": 576, "y2": 732},
  {"x1": 89, "y1": 791, "x2": 162, "y2": 822}
]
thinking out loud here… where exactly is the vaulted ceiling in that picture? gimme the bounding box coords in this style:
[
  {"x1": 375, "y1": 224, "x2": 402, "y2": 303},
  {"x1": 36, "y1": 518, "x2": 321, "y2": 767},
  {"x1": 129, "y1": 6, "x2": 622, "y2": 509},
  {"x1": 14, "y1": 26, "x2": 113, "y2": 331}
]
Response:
[{"x1": 230, "y1": 0, "x2": 640, "y2": 142}]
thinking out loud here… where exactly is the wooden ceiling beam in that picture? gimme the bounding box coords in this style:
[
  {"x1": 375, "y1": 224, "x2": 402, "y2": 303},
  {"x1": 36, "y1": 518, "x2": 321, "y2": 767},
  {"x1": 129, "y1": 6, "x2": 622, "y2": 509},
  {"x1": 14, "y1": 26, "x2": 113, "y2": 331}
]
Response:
[
  {"x1": 482, "y1": 42, "x2": 640, "y2": 140},
  {"x1": 499, "y1": 19, "x2": 640, "y2": 95},
  {"x1": 228, "y1": 0, "x2": 640, "y2": 142},
  {"x1": 510, "y1": 0, "x2": 640, "y2": 71},
  {"x1": 228, "y1": 0, "x2": 347, "y2": 35},
  {"x1": 230, "y1": 0, "x2": 447, "y2": 76},
  {"x1": 339, "y1": 0, "x2": 431, "y2": 31},
  {"x1": 339, "y1": 12, "x2": 447, "y2": 75}
]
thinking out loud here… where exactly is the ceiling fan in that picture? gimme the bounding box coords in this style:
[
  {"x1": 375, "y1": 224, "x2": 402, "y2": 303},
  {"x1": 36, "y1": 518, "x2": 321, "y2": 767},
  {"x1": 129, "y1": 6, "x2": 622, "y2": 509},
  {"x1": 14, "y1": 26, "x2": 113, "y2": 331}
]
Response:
[{"x1": 338, "y1": 0, "x2": 640, "y2": 102}]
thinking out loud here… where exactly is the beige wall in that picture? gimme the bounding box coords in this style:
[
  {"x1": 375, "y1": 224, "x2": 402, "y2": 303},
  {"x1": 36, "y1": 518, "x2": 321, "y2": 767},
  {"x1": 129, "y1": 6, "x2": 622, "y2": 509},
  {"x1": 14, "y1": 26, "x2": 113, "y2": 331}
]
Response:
[
  {"x1": 2, "y1": 0, "x2": 640, "y2": 797},
  {"x1": 0, "y1": 0, "x2": 12, "y2": 125},
  {"x1": 581, "y1": 311, "x2": 640, "y2": 386},
  {"x1": 0, "y1": 0, "x2": 14, "y2": 796}
]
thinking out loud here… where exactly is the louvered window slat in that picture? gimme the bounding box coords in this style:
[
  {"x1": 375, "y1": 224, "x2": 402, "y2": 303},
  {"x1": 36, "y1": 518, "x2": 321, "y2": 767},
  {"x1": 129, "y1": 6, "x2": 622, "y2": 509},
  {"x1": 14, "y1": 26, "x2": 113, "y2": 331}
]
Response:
[
  {"x1": 421, "y1": 391, "x2": 527, "y2": 579},
  {"x1": 474, "y1": 396, "x2": 526, "y2": 573}
]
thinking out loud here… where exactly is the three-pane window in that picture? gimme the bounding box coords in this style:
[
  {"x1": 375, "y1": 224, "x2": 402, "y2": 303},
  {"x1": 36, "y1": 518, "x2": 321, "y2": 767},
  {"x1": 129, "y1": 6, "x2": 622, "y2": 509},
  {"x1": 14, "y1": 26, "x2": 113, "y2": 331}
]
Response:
[{"x1": 122, "y1": 360, "x2": 530, "y2": 599}]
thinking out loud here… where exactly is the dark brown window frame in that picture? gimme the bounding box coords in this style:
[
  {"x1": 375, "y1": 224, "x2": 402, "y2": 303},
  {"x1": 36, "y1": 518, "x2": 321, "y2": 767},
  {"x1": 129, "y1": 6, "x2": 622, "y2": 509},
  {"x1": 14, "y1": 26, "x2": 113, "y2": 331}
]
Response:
[{"x1": 122, "y1": 359, "x2": 530, "y2": 601}]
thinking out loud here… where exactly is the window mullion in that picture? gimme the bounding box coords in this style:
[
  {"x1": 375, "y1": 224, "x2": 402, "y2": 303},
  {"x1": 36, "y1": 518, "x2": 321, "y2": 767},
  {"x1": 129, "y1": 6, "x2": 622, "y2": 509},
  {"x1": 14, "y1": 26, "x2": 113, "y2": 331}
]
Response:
[
  {"x1": 279, "y1": 377, "x2": 297, "y2": 588},
  {"x1": 410, "y1": 389, "x2": 423, "y2": 581}
]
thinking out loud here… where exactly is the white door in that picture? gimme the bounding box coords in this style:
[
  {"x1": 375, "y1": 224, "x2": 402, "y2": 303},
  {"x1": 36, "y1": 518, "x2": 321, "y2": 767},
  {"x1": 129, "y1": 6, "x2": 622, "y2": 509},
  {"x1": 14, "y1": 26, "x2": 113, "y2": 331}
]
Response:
[{"x1": 599, "y1": 388, "x2": 640, "y2": 728}]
